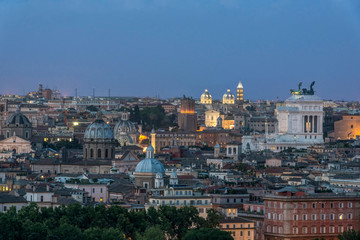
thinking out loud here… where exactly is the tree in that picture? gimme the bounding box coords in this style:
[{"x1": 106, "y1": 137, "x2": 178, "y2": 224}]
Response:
[
  {"x1": 338, "y1": 230, "x2": 360, "y2": 240},
  {"x1": 136, "y1": 225, "x2": 166, "y2": 240},
  {"x1": 183, "y1": 228, "x2": 233, "y2": 240},
  {"x1": 86, "y1": 105, "x2": 98, "y2": 112}
]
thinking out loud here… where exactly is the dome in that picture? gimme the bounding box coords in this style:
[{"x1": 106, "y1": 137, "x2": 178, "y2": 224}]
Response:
[
  {"x1": 170, "y1": 170, "x2": 178, "y2": 179},
  {"x1": 135, "y1": 145, "x2": 165, "y2": 173},
  {"x1": 201, "y1": 89, "x2": 212, "y2": 99},
  {"x1": 114, "y1": 119, "x2": 135, "y2": 134},
  {"x1": 156, "y1": 172, "x2": 163, "y2": 178},
  {"x1": 223, "y1": 89, "x2": 235, "y2": 100},
  {"x1": 135, "y1": 158, "x2": 165, "y2": 173},
  {"x1": 6, "y1": 110, "x2": 31, "y2": 127},
  {"x1": 84, "y1": 119, "x2": 114, "y2": 139}
]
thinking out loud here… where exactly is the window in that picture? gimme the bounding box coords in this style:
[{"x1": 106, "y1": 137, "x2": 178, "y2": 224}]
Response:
[
  {"x1": 279, "y1": 214, "x2": 283, "y2": 221},
  {"x1": 294, "y1": 215, "x2": 298, "y2": 221},
  {"x1": 312, "y1": 203, "x2": 316, "y2": 208},
  {"x1": 321, "y1": 214, "x2": 326, "y2": 220},
  {"x1": 339, "y1": 226, "x2": 344, "y2": 233},
  {"x1": 273, "y1": 213, "x2": 277, "y2": 220},
  {"x1": 92, "y1": 188, "x2": 95, "y2": 193},
  {"x1": 268, "y1": 202, "x2": 271, "y2": 207},
  {"x1": 303, "y1": 214, "x2": 307, "y2": 221},
  {"x1": 268, "y1": 213, "x2": 271, "y2": 220},
  {"x1": 302, "y1": 227, "x2": 307, "y2": 234},
  {"x1": 273, "y1": 226, "x2": 277, "y2": 233},
  {"x1": 348, "y1": 202, "x2": 353, "y2": 208},
  {"x1": 293, "y1": 227, "x2": 298, "y2": 234},
  {"x1": 312, "y1": 214, "x2": 316, "y2": 220},
  {"x1": 303, "y1": 203, "x2": 307, "y2": 209},
  {"x1": 100, "y1": 188, "x2": 103, "y2": 193},
  {"x1": 330, "y1": 226, "x2": 335, "y2": 233},
  {"x1": 41, "y1": 196, "x2": 44, "y2": 202},
  {"x1": 321, "y1": 203, "x2": 325, "y2": 208},
  {"x1": 267, "y1": 226, "x2": 271, "y2": 232},
  {"x1": 294, "y1": 203, "x2": 297, "y2": 208},
  {"x1": 320, "y1": 226, "x2": 326, "y2": 234},
  {"x1": 348, "y1": 213, "x2": 353, "y2": 219},
  {"x1": 248, "y1": 231, "x2": 250, "y2": 236},
  {"x1": 274, "y1": 203, "x2": 277, "y2": 208},
  {"x1": 330, "y1": 203, "x2": 334, "y2": 208},
  {"x1": 330, "y1": 214, "x2": 334, "y2": 220},
  {"x1": 4, "y1": 206, "x2": 7, "y2": 211},
  {"x1": 280, "y1": 203, "x2": 283, "y2": 209},
  {"x1": 311, "y1": 226, "x2": 316, "y2": 234}
]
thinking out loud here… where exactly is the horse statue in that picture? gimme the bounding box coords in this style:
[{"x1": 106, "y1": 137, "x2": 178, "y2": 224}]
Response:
[{"x1": 290, "y1": 82, "x2": 302, "y2": 95}]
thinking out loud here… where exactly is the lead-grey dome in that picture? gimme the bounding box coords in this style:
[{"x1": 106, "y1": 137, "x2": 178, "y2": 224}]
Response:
[
  {"x1": 84, "y1": 119, "x2": 114, "y2": 139},
  {"x1": 6, "y1": 111, "x2": 31, "y2": 127}
]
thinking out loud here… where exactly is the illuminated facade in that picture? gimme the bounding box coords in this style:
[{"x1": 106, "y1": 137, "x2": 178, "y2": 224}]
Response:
[
  {"x1": 219, "y1": 218, "x2": 255, "y2": 240},
  {"x1": 200, "y1": 89, "x2": 212, "y2": 104},
  {"x1": 236, "y1": 81, "x2": 244, "y2": 102},
  {"x1": 223, "y1": 89, "x2": 235, "y2": 104},
  {"x1": 333, "y1": 115, "x2": 360, "y2": 140},
  {"x1": 205, "y1": 110, "x2": 220, "y2": 127}
]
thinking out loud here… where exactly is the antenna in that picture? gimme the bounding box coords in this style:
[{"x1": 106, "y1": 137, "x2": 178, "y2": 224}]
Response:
[
  {"x1": 93, "y1": 88, "x2": 95, "y2": 99},
  {"x1": 75, "y1": 88, "x2": 78, "y2": 99}
]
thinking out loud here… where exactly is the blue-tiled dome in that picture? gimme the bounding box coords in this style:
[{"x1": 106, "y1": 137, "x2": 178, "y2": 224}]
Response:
[
  {"x1": 84, "y1": 119, "x2": 114, "y2": 139},
  {"x1": 135, "y1": 158, "x2": 165, "y2": 173},
  {"x1": 135, "y1": 146, "x2": 165, "y2": 173}
]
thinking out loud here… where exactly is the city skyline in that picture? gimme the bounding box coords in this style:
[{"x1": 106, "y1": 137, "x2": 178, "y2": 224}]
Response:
[{"x1": 1, "y1": 0, "x2": 360, "y2": 100}]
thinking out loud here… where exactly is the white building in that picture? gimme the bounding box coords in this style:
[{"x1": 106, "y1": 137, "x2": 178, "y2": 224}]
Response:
[{"x1": 243, "y1": 88, "x2": 324, "y2": 152}]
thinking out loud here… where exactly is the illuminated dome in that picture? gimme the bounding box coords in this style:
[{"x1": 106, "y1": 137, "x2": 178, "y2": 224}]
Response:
[
  {"x1": 135, "y1": 146, "x2": 165, "y2": 173},
  {"x1": 223, "y1": 89, "x2": 235, "y2": 104},
  {"x1": 200, "y1": 89, "x2": 212, "y2": 104},
  {"x1": 84, "y1": 119, "x2": 114, "y2": 139}
]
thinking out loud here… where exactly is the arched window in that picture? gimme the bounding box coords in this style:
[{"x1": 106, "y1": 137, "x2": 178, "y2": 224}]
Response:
[
  {"x1": 105, "y1": 149, "x2": 108, "y2": 158},
  {"x1": 98, "y1": 149, "x2": 101, "y2": 158},
  {"x1": 25, "y1": 131, "x2": 29, "y2": 139},
  {"x1": 90, "y1": 149, "x2": 94, "y2": 158}
]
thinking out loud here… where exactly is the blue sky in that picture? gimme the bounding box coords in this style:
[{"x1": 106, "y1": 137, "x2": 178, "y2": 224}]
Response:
[{"x1": 0, "y1": 0, "x2": 360, "y2": 100}]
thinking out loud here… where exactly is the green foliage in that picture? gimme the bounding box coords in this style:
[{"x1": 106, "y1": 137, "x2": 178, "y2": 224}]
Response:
[
  {"x1": 338, "y1": 230, "x2": 360, "y2": 240},
  {"x1": 86, "y1": 105, "x2": 99, "y2": 112},
  {"x1": 130, "y1": 104, "x2": 176, "y2": 131},
  {"x1": 183, "y1": 228, "x2": 234, "y2": 240},
  {"x1": 0, "y1": 204, "x2": 224, "y2": 240},
  {"x1": 136, "y1": 225, "x2": 166, "y2": 240},
  {"x1": 233, "y1": 163, "x2": 249, "y2": 173}
]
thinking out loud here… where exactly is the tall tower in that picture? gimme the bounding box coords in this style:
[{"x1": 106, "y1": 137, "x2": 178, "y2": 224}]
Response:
[
  {"x1": 236, "y1": 81, "x2": 244, "y2": 102},
  {"x1": 151, "y1": 129, "x2": 156, "y2": 153},
  {"x1": 178, "y1": 96, "x2": 197, "y2": 132}
]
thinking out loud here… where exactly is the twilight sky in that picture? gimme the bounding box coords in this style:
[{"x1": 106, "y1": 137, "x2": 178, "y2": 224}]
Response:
[{"x1": 0, "y1": 0, "x2": 360, "y2": 101}]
